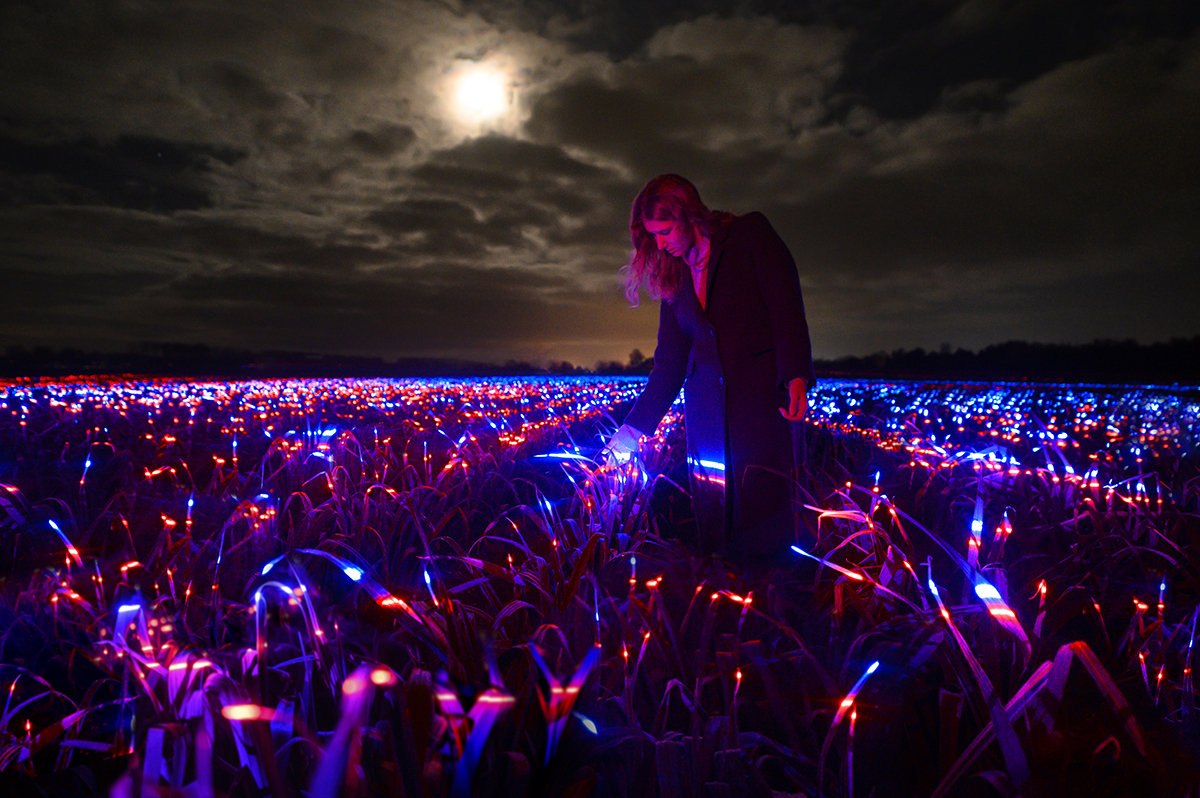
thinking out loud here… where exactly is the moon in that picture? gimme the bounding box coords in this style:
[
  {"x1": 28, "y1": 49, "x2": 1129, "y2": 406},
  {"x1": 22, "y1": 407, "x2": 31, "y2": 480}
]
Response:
[{"x1": 451, "y1": 63, "x2": 510, "y2": 124}]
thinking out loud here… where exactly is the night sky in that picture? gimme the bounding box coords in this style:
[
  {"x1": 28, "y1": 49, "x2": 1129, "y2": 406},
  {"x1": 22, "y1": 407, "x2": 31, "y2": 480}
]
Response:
[{"x1": 2, "y1": 0, "x2": 1198, "y2": 368}]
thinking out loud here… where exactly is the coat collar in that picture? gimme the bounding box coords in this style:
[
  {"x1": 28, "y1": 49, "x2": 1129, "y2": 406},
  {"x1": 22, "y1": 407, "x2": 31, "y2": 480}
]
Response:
[
  {"x1": 673, "y1": 269, "x2": 708, "y2": 327},
  {"x1": 672, "y1": 214, "x2": 733, "y2": 324},
  {"x1": 705, "y1": 215, "x2": 732, "y2": 302}
]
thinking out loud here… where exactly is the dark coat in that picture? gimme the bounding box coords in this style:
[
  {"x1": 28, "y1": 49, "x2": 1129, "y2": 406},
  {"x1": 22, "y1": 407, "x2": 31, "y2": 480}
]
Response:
[{"x1": 624, "y1": 211, "x2": 815, "y2": 558}]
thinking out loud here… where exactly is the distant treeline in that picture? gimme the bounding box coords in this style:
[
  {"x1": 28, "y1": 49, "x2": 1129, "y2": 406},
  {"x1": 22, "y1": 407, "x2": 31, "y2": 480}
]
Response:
[
  {"x1": 0, "y1": 343, "x2": 656, "y2": 380},
  {"x1": 1, "y1": 338, "x2": 1197, "y2": 385},
  {"x1": 815, "y1": 337, "x2": 1200, "y2": 385}
]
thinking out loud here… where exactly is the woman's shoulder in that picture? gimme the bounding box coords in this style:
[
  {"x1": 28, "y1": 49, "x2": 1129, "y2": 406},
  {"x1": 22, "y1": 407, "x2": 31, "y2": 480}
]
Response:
[
  {"x1": 731, "y1": 211, "x2": 771, "y2": 231},
  {"x1": 723, "y1": 211, "x2": 775, "y2": 246}
]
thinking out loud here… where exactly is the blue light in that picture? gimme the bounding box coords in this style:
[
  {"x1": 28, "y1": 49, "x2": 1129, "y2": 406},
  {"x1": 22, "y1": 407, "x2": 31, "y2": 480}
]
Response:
[
  {"x1": 573, "y1": 711, "x2": 598, "y2": 734},
  {"x1": 343, "y1": 566, "x2": 363, "y2": 582},
  {"x1": 974, "y1": 583, "x2": 1002, "y2": 601},
  {"x1": 533, "y1": 452, "x2": 592, "y2": 462}
]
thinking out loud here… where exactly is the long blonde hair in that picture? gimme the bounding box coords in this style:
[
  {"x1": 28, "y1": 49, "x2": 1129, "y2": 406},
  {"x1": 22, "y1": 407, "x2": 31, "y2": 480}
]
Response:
[{"x1": 620, "y1": 174, "x2": 730, "y2": 305}]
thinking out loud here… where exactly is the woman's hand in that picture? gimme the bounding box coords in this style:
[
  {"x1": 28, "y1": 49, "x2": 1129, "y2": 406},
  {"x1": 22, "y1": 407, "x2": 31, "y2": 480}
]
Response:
[
  {"x1": 780, "y1": 377, "x2": 808, "y2": 421},
  {"x1": 600, "y1": 423, "x2": 643, "y2": 465}
]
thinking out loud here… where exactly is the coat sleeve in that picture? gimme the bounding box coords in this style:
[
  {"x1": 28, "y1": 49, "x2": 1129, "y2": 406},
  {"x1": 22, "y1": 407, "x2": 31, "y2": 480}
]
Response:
[
  {"x1": 623, "y1": 297, "x2": 691, "y2": 436},
  {"x1": 746, "y1": 212, "x2": 817, "y2": 390}
]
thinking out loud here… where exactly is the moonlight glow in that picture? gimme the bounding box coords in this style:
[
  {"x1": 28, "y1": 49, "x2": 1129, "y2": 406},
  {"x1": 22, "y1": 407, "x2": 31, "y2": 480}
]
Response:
[{"x1": 451, "y1": 64, "x2": 509, "y2": 123}]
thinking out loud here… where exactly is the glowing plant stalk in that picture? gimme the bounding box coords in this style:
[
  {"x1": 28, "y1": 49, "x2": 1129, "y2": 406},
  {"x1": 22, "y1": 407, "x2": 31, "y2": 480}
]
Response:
[
  {"x1": 424, "y1": 565, "x2": 439, "y2": 607},
  {"x1": 47, "y1": 520, "x2": 83, "y2": 567},
  {"x1": 968, "y1": 494, "x2": 984, "y2": 568},
  {"x1": 791, "y1": 545, "x2": 865, "y2": 582},
  {"x1": 974, "y1": 579, "x2": 1031, "y2": 658},
  {"x1": 817, "y1": 660, "x2": 880, "y2": 798},
  {"x1": 928, "y1": 575, "x2": 1031, "y2": 787}
]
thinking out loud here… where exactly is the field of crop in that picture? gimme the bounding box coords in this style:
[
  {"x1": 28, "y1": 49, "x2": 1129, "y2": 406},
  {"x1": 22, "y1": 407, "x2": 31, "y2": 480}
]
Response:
[{"x1": 0, "y1": 375, "x2": 1198, "y2": 797}]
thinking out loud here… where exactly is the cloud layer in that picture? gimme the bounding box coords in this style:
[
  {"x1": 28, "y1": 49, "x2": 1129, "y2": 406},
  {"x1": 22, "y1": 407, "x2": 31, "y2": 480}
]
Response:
[{"x1": 1, "y1": 0, "x2": 1197, "y2": 364}]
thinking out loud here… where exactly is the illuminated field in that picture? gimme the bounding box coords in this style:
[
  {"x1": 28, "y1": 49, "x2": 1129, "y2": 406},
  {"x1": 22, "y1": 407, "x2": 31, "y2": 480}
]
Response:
[{"x1": 0, "y1": 376, "x2": 1197, "y2": 795}]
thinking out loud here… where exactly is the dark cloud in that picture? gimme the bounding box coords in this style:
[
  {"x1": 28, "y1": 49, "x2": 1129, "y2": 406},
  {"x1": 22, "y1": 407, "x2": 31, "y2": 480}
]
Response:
[
  {"x1": 346, "y1": 123, "x2": 418, "y2": 158},
  {"x1": 403, "y1": 135, "x2": 633, "y2": 252},
  {"x1": 366, "y1": 194, "x2": 561, "y2": 257},
  {"x1": 369, "y1": 198, "x2": 479, "y2": 233},
  {"x1": 835, "y1": 0, "x2": 1200, "y2": 119},
  {"x1": 0, "y1": 134, "x2": 244, "y2": 212},
  {"x1": 198, "y1": 62, "x2": 295, "y2": 113},
  {"x1": 775, "y1": 37, "x2": 1200, "y2": 273},
  {"x1": 421, "y1": 134, "x2": 611, "y2": 183}
]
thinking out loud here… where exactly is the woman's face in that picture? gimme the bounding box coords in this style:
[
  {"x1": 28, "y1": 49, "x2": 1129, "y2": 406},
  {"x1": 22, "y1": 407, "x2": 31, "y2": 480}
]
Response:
[{"x1": 642, "y1": 218, "x2": 693, "y2": 258}]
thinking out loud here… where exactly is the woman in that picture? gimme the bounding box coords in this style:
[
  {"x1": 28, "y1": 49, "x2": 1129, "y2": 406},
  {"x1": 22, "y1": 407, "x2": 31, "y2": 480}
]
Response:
[{"x1": 604, "y1": 174, "x2": 815, "y2": 560}]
